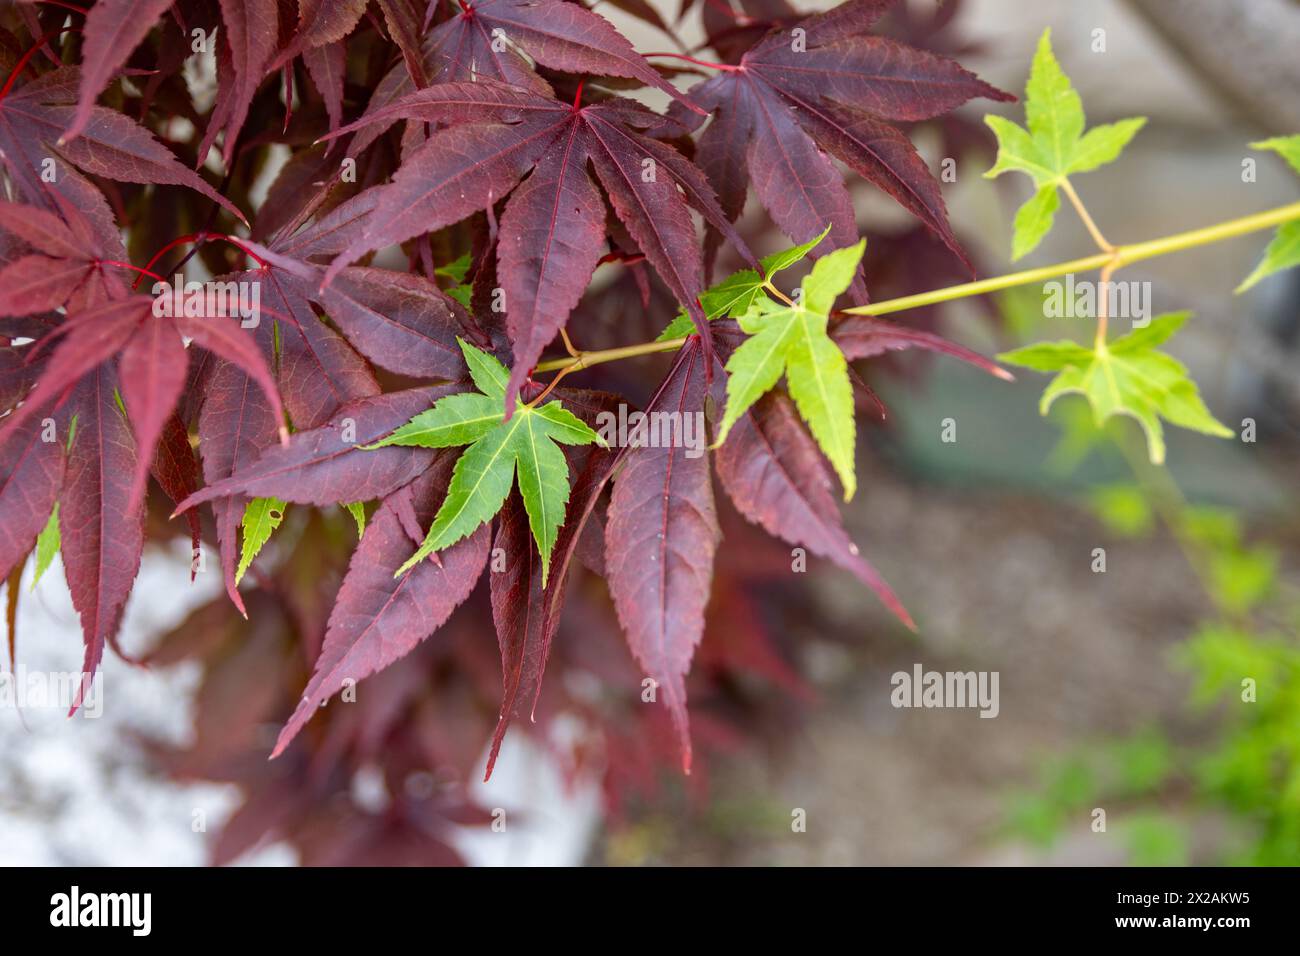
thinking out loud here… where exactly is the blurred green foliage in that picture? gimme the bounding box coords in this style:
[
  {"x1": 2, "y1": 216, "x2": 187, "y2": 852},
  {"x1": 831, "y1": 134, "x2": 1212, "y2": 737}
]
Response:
[{"x1": 1001, "y1": 302, "x2": 1300, "y2": 867}]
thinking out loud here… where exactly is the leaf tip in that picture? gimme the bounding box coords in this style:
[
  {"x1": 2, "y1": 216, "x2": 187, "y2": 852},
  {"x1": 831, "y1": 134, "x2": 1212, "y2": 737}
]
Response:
[
  {"x1": 393, "y1": 550, "x2": 422, "y2": 577},
  {"x1": 1234, "y1": 272, "x2": 1261, "y2": 295}
]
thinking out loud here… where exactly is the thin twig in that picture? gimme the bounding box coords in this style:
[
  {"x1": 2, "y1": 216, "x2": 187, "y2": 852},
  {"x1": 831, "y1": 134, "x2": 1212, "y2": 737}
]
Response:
[
  {"x1": 1060, "y1": 177, "x2": 1115, "y2": 253},
  {"x1": 530, "y1": 201, "x2": 1300, "y2": 375}
]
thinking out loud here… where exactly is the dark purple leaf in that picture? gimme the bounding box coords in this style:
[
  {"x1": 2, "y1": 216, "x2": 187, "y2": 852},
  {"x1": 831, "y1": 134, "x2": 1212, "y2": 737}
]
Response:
[
  {"x1": 0, "y1": 414, "x2": 65, "y2": 585},
  {"x1": 832, "y1": 314, "x2": 1012, "y2": 379},
  {"x1": 486, "y1": 433, "x2": 618, "y2": 779},
  {"x1": 0, "y1": 342, "x2": 44, "y2": 414},
  {"x1": 0, "y1": 198, "x2": 126, "y2": 314},
  {"x1": 64, "y1": 0, "x2": 177, "y2": 143},
  {"x1": 255, "y1": 271, "x2": 379, "y2": 430},
  {"x1": 0, "y1": 67, "x2": 247, "y2": 224},
  {"x1": 197, "y1": 0, "x2": 280, "y2": 167},
  {"x1": 174, "y1": 311, "x2": 287, "y2": 445},
  {"x1": 302, "y1": 39, "x2": 346, "y2": 135},
  {"x1": 714, "y1": 387, "x2": 914, "y2": 628},
  {"x1": 150, "y1": 411, "x2": 203, "y2": 579},
  {"x1": 195, "y1": 324, "x2": 280, "y2": 617},
  {"x1": 176, "y1": 385, "x2": 458, "y2": 512},
  {"x1": 119, "y1": 313, "x2": 188, "y2": 511},
  {"x1": 309, "y1": 267, "x2": 470, "y2": 379},
  {"x1": 680, "y1": 0, "x2": 1011, "y2": 280},
  {"x1": 374, "y1": 0, "x2": 429, "y2": 87},
  {"x1": 273, "y1": 0, "x2": 368, "y2": 70},
  {"x1": 0, "y1": 297, "x2": 147, "y2": 443},
  {"x1": 0, "y1": 198, "x2": 88, "y2": 259},
  {"x1": 328, "y1": 80, "x2": 746, "y2": 405},
  {"x1": 60, "y1": 366, "x2": 145, "y2": 713},
  {"x1": 272, "y1": 189, "x2": 380, "y2": 260},
  {"x1": 428, "y1": 0, "x2": 698, "y2": 111},
  {"x1": 0, "y1": 254, "x2": 94, "y2": 316},
  {"x1": 496, "y1": 121, "x2": 606, "y2": 406},
  {"x1": 604, "y1": 339, "x2": 719, "y2": 772},
  {"x1": 271, "y1": 461, "x2": 490, "y2": 757}
]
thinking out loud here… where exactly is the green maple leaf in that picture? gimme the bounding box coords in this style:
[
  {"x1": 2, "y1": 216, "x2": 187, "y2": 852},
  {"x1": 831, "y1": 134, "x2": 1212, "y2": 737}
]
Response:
[
  {"x1": 656, "y1": 225, "x2": 833, "y2": 340},
  {"x1": 998, "y1": 312, "x2": 1232, "y2": 464},
  {"x1": 715, "y1": 240, "x2": 861, "y2": 500},
  {"x1": 343, "y1": 501, "x2": 366, "y2": 537},
  {"x1": 31, "y1": 503, "x2": 60, "y2": 589},
  {"x1": 369, "y1": 338, "x2": 602, "y2": 583},
  {"x1": 1237, "y1": 135, "x2": 1300, "y2": 292},
  {"x1": 435, "y1": 252, "x2": 472, "y2": 285},
  {"x1": 236, "y1": 496, "x2": 287, "y2": 585},
  {"x1": 985, "y1": 28, "x2": 1146, "y2": 260}
]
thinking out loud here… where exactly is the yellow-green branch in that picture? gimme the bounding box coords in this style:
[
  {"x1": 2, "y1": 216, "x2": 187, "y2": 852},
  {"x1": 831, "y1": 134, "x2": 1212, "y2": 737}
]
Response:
[{"x1": 534, "y1": 200, "x2": 1300, "y2": 375}]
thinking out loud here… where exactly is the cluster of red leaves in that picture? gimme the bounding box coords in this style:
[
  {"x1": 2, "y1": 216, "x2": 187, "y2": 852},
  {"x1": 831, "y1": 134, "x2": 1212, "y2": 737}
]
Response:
[{"x1": 0, "y1": 0, "x2": 1008, "y2": 861}]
